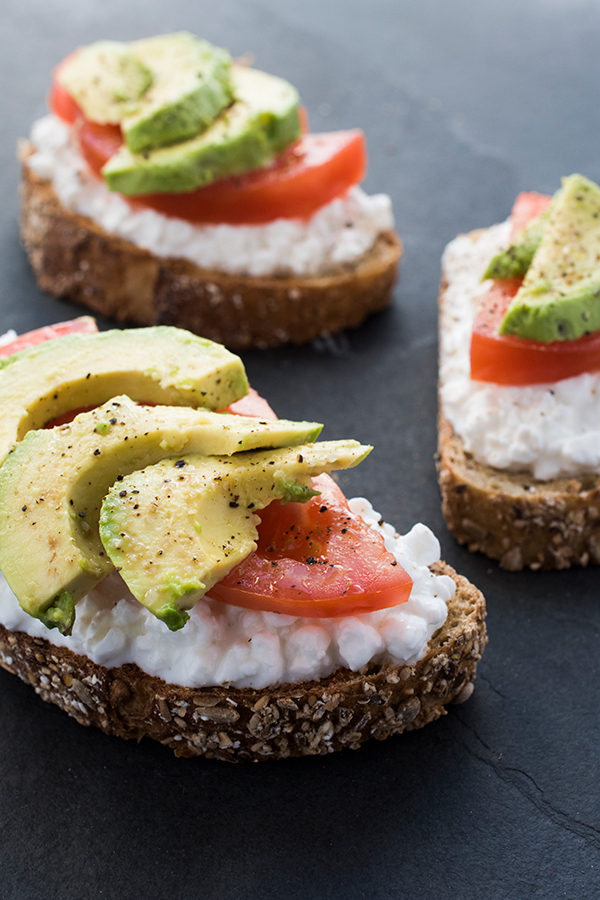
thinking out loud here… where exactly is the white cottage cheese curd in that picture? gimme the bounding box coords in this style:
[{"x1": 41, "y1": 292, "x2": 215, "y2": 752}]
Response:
[
  {"x1": 0, "y1": 505, "x2": 453, "y2": 690},
  {"x1": 440, "y1": 222, "x2": 600, "y2": 480},
  {"x1": 26, "y1": 115, "x2": 394, "y2": 278}
]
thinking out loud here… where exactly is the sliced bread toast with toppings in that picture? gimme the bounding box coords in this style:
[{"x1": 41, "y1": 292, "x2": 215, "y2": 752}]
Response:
[
  {"x1": 0, "y1": 561, "x2": 485, "y2": 761},
  {"x1": 19, "y1": 144, "x2": 401, "y2": 350},
  {"x1": 438, "y1": 227, "x2": 600, "y2": 571}
]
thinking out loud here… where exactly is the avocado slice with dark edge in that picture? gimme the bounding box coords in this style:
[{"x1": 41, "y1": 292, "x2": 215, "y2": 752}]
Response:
[
  {"x1": 499, "y1": 174, "x2": 600, "y2": 342},
  {"x1": 0, "y1": 326, "x2": 248, "y2": 464},
  {"x1": 483, "y1": 202, "x2": 553, "y2": 281},
  {"x1": 0, "y1": 396, "x2": 323, "y2": 633},
  {"x1": 58, "y1": 33, "x2": 235, "y2": 153},
  {"x1": 123, "y1": 33, "x2": 234, "y2": 152},
  {"x1": 103, "y1": 66, "x2": 301, "y2": 195},
  {"x1": 57, "y1": 40, "x2": 153, "y2": 125},
  {"x1": 99, "y1": 441, "x2": 371, "y2": 630}
]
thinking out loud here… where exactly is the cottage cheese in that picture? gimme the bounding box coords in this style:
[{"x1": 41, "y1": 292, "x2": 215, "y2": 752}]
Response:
[
  {"x1": 26, "y1": 114, "x2": 394, "y2": 278},
  {"x1": 0, "y1": 506, "x2": 453, "y2": 690},
  {"x1": 440, "y1": 222, "x2": 600, "y2": 480}
]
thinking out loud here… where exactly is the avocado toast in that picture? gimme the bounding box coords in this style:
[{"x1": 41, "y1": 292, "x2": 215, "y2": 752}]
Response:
[
  {"x1": 20, "y1": 32, "x2": 401, "y2": 350},
  {"x1": 0, "y1": 320, "x2": 485, "y2": 760},
  {"x1": 438, "y1": 175, "x2": 600, "y2": 570}
]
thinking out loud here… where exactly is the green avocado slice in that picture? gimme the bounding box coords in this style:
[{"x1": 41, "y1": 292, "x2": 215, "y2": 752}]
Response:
[
  {"x1": 499, "y1": 174, "x2": 600, "y2": 342},
  {"x1": 123, "y1": 33, "x2": 234, "y2": 153},
  {"x1": 57, "y1": 40, "x2": 154, "y2": 125},
  {"x1": 99, "y1": 441, "x2": 371, "y2": 630},
  {"x1": 0, "y1": 326, "x2": 247, "y2": 464},
  {"x1": 0, "y1": 396, "x2": 322, "y2": 633},
  {"x1": 483, "y1": 202, "x2": 553, "y2": 281},
  {"x1": 103, "y1": 66, "x2": 301, "y2": 195},
  {"x1": 58, "y1": 34, "x2": 235, "y2": 153}
]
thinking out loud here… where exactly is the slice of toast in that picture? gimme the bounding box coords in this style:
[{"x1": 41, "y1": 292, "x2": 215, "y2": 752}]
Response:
[
  {"x1": 19, "y1": 144, "x2": 402, "y2": 351},
  {"x1": 0, "y1": 561, "x2": 486, "y2": 761},
  {"x1": 437, "y1": 231, "x2": 600, "y2": 571}
]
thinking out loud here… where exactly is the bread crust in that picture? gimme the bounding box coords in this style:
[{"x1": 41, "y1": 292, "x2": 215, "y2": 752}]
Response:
[
  {"x1": 437, "y1": 236, "x2": 600, "y2": 571},
  {"x1": 19, "y1": 145, "x2": 402, "y2": 350},
  {"x1": 0, "y1": 562, "x2": 486, "y2": 761}
]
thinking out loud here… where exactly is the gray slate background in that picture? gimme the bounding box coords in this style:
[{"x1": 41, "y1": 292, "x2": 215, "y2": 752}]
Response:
[{"x1": 0, "y1": 1, "x2": 599, "y2": 897}]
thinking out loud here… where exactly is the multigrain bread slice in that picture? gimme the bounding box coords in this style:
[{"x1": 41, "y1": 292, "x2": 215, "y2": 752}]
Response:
[
  {"x1": 437, "y1": 239, "x2": 600, "y2": 572},
  {"x1": 19, "y1": 144, "x2": 402, "y2": 351},
  {"x1": 437, "y1": 413, "x2": 600, "y2": 571},
  {"x1": 0, "y1": 562, "x2": 486, "y2": 761}
]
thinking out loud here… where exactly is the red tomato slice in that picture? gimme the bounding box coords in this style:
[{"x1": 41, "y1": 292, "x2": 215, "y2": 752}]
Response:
[
  {"x1": 220, "y1": 388, "x2": 413, "y2": 616},
  {"x1": 75, "y1": 118, "x2": 123, "y2": 177},
  {"x1": 49, "y1": 53, "x2": 83, "y2": 124},
  {"x1": 471, "y1": 280, "x2": 600, "y2": 385},
  {"x1": 223, "y1": 387, "x2": 278, "y2": 420},
  {"x1": 508, "y1": 191, "x2": 552, "y2": 240},
  {"x1": 0, "y1": 316, "x2": 97, "y2": 359},
  {"x1": 210, "y1": 472, "x2": 413, "y2": 617},
  {"x1": 45, "y1": 407, "x2": 96, "y2": 428},
  {"x1": 132, "y1": 131, "x2": 367, "y2": 224}
]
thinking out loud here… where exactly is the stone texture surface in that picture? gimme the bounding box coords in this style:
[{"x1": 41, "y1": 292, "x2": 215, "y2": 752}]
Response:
[{"x1": 2, "y1": 1, "x2": 600, "y2": 897}]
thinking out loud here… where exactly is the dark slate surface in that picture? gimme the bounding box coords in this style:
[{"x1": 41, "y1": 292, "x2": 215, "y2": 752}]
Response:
[{"x1": 1, "y1": 1, "x2": 599, "y2": 897}]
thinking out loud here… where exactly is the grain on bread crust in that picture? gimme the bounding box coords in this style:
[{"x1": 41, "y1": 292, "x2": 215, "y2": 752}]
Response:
[
  {"x1": 438, "y1": 254, "x2": 600, "y2": 572},
  {"x1": 0, "y1": 562, "x2": 486, "y2": 761},
  {"x1": 19, "y1": 145, "x2": 402, "y2": 350}
]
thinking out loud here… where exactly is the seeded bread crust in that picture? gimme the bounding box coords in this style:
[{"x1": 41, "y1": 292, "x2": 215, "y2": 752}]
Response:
[
  {"x1": 19, "y1": 144, "x2": 402, "y2": 350},
  {"x1": 437, "y1": 235, "x2": 600, "y2": 571},
  {"x1": 0, "y1": 562, "x2": 485, "y2": 761}
]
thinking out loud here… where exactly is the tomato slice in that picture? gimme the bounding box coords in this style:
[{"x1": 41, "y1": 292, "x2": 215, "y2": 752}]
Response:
[
  {"x1": 75, "y1": 118, "x2": 123, "y2": 178},
  {"x1": 469, "y1": 190, "x2": 600, "y2": 385},
  {"x1": 223, "y1": 387, "x2": 278, "y2": 420},
  {"x1": 0, "y1": 316, "x2": 98, "y2": 359},
  {"x1": 131, "y1": 131, "x2": 366, "y2": 224},
  {"x1": 508, "y1": 191, "x2": 552, "y2": 240},
  {"x1": 210, "y1": 473, "x2": 412, "y2": 617},
  {"x1": 49, "y1": 53, "x2": 83, "y2": 124},
  {"x1": 471, "y1": 280, "x2": 600, "y2": 385},
  {"x1": 221, "y1": 388, "x2": 413, "y2": 616}
]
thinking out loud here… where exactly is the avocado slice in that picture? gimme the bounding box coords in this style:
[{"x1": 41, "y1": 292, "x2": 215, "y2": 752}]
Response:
[
  {"x1": 483, "y1": 202, "x2": 553, "y2": 281},
  {"x1": 499, "y1": 175, "x2": 600, "y2": 342},
  {"x1": 99, "y1": 441, "x2": 371, "y2": 630},
  {"x1": 57, "y1": 40, "x2": 154, "y2": 125},
  {"x1": 0, "y1": 396, "x2": 323, "y2": 634},
  {"x1": 103, "y1": 66, "x2": 301, "y2": 195},
  {"x1": 0, "y1": 326, "x2": 247, "y2": 463},
  {"x1": 123, "y1": 33, "x2": 234, "y2": 153},
  {"x1": 58, "y1": 34, "x2": 234, "y2": 153}
]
